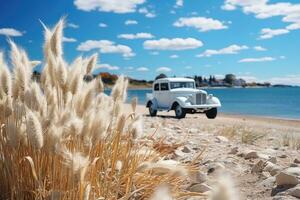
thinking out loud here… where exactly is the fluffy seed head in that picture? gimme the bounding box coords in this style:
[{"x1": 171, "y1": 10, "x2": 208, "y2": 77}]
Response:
[
  {"x1": 150, "y1": 184, "x2": 173, "y2": 200},
  {"x1": 50, "y1": 18, "x2": 64, "y2": 57},
  {"x1": 209, "y1": 174, "x2": 239, "y2": 200},
  {"x1": 26, "y1": 111, "x2": 44, "y2": 149},
  {"x1": 0, "y1": 52, "x2": 12, "y2": 96},
  {"x1": 86, "y1": 53, "x2": 97, "y2": 74}
]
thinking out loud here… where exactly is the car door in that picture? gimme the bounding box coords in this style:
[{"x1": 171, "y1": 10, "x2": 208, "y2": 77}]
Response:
[
  {"x1": 153, "y1": 82, "x2": 160, "y2": 107},
  {"x1": 158, "y1": 82, "x2": 170, "y2": 108}
]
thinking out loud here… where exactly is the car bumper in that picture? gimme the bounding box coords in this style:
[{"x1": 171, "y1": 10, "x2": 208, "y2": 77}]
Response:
[{"x1": 182, "y1": 103, "x2": 221, "y2": 109}]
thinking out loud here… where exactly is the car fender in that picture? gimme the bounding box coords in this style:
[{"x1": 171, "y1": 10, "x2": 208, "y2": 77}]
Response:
[
  {"x1": 146, "y1": 98, "x2": 158, "y2": 110},
  {"x1": 170, "y1": 97, "x2": 188, "y2": 109},
  {"x1": 207, "y1": 96, "x2": 221, "y2": 107}
]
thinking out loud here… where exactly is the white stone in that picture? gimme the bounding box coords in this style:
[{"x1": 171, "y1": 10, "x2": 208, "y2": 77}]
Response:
[
  {"x1": 284, "y1": 167, "x2": 300, "y2": 176},
  {"x1": 259, "y1": 177, "x2": 276, "y2": 188},
  {"x1": 264, "y1": 162, "x2": 282, "y2": 176},
  {"x1": 216, "y1": 136, "x2": 229, "y2": 143}
]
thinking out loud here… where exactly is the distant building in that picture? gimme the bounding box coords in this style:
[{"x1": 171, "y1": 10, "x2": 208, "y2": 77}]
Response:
[{"x1": 233, "y1": 78, "x2": 246, "y2": 87}]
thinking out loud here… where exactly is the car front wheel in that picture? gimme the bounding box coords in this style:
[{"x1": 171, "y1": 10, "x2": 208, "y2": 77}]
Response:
[
  {"x1": 175, "y1": 104, "x2": 186, "y2": 119},
  {"x1": 205, "y1": 108, "x2": 217, "y2": 119},
  {"x1": 149, "y1": 102, "x2": 157, "y2": 117}
]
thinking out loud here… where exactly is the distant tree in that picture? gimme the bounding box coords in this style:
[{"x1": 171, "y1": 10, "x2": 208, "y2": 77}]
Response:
[
  {"x1": 199, "y1": 76, "x2": 203, "y2": 83},
  {"x1": 203, "y1": 77, "x2": 207, "y2": 83},
  {"x1": 155, "y1": 73, "x2": 167, "y2": 80},
  {"x1": 212, "y1": 76, "x2": 216, "y2": 82},
  {"x1": 224, "y1": 74, "x2": 236, "y2": 85},
  {"x1": 209, "y1": 75, "x2": 213, "y2": 84}
]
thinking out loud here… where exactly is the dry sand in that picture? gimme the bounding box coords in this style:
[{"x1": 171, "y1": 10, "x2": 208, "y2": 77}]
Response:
[{"x1": 125, "y1": 104, "x2": 300, "y2": 200}]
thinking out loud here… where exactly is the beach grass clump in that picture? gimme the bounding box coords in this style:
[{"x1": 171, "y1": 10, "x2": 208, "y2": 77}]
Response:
[
  {"x1": 280, "y1": 133, "x2": 300, "y2": 150},
  {"x1": 0, "y1": 19, "x2": 195, "y2": 199},
  {"x1": 218, "y1": 126, "x2": 264, "y2": 144},
  {"x1": 240, "y1": 128, "x2": 264, "y2": 145}
]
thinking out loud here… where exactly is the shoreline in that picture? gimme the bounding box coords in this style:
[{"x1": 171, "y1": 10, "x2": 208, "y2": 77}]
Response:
[
  {"x1": 127, "y1": 104, "x2": 300, "y2": 125},
  {"x1": 133, "y1": 103, "x2": 300, "y2": 122},
  {"x1": 219, "y1": 112, "x2": 300, "y2": 122}
]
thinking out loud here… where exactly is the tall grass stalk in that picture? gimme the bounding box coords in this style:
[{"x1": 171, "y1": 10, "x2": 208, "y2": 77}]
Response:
[{"x1": 0, "y1": 19, "x2": 192, "y2": 199}]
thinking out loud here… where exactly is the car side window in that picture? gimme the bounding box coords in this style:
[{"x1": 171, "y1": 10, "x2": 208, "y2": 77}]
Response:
[
  {"x1": 160, "y1": 83, "x2": 169, "y2": 91},
  {"x1": 154, "y1": 83, "x2": 159, "y2": 91}
]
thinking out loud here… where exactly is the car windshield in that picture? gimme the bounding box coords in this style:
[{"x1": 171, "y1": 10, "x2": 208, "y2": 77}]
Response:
[{"x1": 170, "y1": 82, "x2": 195, "y2": 89}]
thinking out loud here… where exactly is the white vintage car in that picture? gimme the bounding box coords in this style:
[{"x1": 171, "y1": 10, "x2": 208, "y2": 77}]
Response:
[{"x1": 146, "y1": 77, "x2": 221, "y2": 119}]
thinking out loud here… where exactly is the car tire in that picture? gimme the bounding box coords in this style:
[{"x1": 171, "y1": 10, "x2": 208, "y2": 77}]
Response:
[
  {"x1": 175, "y1": 104, "x2": 186, "y2": 119},
  {"x1": 206, "y1": 108, "x2": 217, "y2": 119},
  {"x1": 149, "y1": 102, "x2": 157, "y2": 117}
]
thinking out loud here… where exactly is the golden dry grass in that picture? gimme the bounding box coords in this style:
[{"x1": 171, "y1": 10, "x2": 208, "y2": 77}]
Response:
[{"x1": 0, "y1": 19, "x2": 199, "y2": 200}]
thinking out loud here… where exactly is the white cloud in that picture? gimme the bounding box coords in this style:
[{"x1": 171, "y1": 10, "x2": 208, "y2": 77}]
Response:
[
  {"x1": 0, "y1": 28, "x2": 23, "y2": 37},
  {"x1": 138, "y1": 7, "x2": 156, "y2": 18},
  {"x1": 254, "y1": 46, "x2": 267, "y2": 51},
  {"x1": 173, "y1": 17, "x2": 228, "y2": 32},
  {"x1": 185, "y1": 66, "x2": 192, "y2": 69},
  {"x1": 125, "y1": 20, "x2": 138, "y2": 25},
  {"x1": 174, "y1": 0, "x2": 183, "y2": 8},
  {"x1": 170, "y1": 10, "x2": 176, "y2": 14},
  {"x1": 77, "y1": 40, "x2": 135, "y2": 57},
  {"x1": 67, "y1": 23, "x2": 79, "y2": 29},
  {"x1": 239, "y1": 56, "x2": 276, "y2": 63},
  {"x1": 74, "y1": 0, "x2": 145, "y2": 13},
  {"x1": 144, "y1": 38, "x2": 203, "y2": 51},
  {"x1": 118, "y1": 32, "x2": 154, "y2": 39},
  {"x1": 150, "y1": 51, "x2": 159, "y2": 55},
  {"x1": 136, "y1": 67, "x2": 149, "y2": 71},
  {"x1": 259, "y1": 28, "x2": 289, "y2": 39},
  {"x1": 99, "y1": 23, "x2": 107, "y2": 28},
  {"x1": 197, "y1": 45, "x2": 248, "y2": 57},
  {"x1": 215, "y1": 74, "x2": 225, "y2": 79},
  {"x1": 286, "y1": 23, "x2": 300, "y2": 30},
  {"x1": 62, "y1": 37, "x2": 77, "y2": 42},
  {"x1": 156, "y1": 67, "x2": 172, "y2": 72},
  {"x1": 222, "y1": 0, "x2": 300, "y2": 37},
  {"x1": 238, "y1": 76, "x2": 258, "y2": 82},
  {"x1": 170, "y1": 54, "x2": 179, "y2": 59},
  {"x1": 95, "y1": 63, "x2": 119, "y2": 70},
  {"x1": 221, "y1": 3, "x2": 236, "y2": 11},
  {"x1": 280, "y1": 55, "x2": 286, "y2": 59},
  {"x1": 126, "y1": 66, "x2": 134, "y2": 70},
  {"x1": 266, "y1": 75, "x2": 300, "y2": 86}
]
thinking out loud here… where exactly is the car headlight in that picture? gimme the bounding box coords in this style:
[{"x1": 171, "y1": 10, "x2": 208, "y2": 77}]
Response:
[
  {"x1": 208, "y1": 94, "x2": 213, "y2": 99},
  {"x1": 187, "y1": 94, "x2": 193, "y2": 101}
]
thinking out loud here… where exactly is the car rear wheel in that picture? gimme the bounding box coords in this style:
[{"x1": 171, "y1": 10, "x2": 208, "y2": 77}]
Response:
[
  {"x1": 149, "y1": 102, "x2": 157, "y2": 117},
  {"x1": 175, "y1": 104, "x2": 186, "y2": 119},
  {"x1": 206, "y1": 108, "x2": 217, "y2": 119}
]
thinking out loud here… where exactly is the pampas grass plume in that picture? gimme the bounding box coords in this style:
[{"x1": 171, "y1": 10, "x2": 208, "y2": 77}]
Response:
[
  {"x1": 26, "y1": 110, "x2": 44, "y2": 149},
  {"x1": 86, "y1": 53, "x2": 97, "y2": 74},
  {"x1": 131, "y1": 97, "x2": 138, "y2": 112},
  {"x1": 150, "y1": 184, "x2": 173, "y2": 200},
  {"x1": 209, "y1": 174, "x2": 239, "y2": 200}
]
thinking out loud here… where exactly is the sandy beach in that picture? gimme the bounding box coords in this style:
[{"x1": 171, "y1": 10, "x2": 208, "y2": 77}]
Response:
[{"x1": 127, "y1": 104, "x2": 300, "y2": 199}]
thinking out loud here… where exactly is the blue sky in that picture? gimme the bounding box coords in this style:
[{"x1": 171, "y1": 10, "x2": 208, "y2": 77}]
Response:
[{"x1": 0, "y1": 0, "x2": 300, "y2": 85}]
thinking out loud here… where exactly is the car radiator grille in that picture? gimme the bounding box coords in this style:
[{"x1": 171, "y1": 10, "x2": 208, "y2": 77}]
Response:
[{"x1": 196, "y1": 93, "x2": 207, "y2": 105}]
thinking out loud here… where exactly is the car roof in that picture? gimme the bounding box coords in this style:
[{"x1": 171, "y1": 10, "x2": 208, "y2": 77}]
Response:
[{"x1": 155, "y1": 77, "x2": 194, "y2": 82}]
